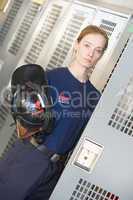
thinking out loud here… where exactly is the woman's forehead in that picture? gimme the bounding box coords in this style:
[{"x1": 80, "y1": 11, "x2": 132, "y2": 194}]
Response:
[{"x1": 80, "y1": 33, "x2": 106, "y2": 48}]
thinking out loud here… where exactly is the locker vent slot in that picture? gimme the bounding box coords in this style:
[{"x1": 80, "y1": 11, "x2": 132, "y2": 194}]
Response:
[
  {"x1": 47, "y1": 9, "x2": 85, "y2": 70},
  {"x1": 8, "y1": 2, "x2": 40, "y2": 56},
  {"x1": 108, "y1": 76, "x2": 133, "y2": 136},
  {"x1": 0, "y1": 129, "x2": 17, "y2": 159},
  {"x1": 24, "y1": 4, "x2": 63, "y2": 64},
  {"x1": 0, "y1": 0, "x2": 23, "y2": 46},
  {"x1": 0, "y1": 104, "x2": 10, "y2": 131},
  {"x1": 99, "y1": 19, "x2": 116, "y2": 37},
  {"x1": 69, "y1": 178, "x2": 119, "y2": 200}
]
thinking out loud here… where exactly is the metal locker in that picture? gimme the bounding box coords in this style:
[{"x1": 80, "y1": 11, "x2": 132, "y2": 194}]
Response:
[
  {"x1": 49, "y1": 34, "x2": 133, "y2": 200},
  {"x1": 17, "y1": 0, "x2": 71, "y2": 68},
  {"x1": 0, "y1": 0, "x2": 49, "y2": 92},
  {"x1": 0, "y1": 0, "x2": 24, "y2": 47},
  {"x1": 0, "y1": 0, "x2": 24, "y2": 75},
  {"x1": 8, "y1": 2, "x2": 44, "y2": 56}
]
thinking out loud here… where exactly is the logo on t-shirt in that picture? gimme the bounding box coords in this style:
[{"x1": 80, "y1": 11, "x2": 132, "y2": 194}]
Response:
[{"x1": 58, "y1": 92, "x2": 70, "y2": 104}]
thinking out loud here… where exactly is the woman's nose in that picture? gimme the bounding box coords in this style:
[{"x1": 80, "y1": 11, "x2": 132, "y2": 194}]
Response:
[{"x1": 88, "y1": 48, "x2": 95, "y2": 57}]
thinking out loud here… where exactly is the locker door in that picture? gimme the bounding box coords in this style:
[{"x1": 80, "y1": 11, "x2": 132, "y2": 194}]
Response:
[
  {"x1": 49, "y1": 35, "x2": 133, "y2": 200},
  {"x1": 17, "y1": 0, "x2": 70, "y2": 67},
  {"x1": 38, "y1": 2, "x2": 96, "y2": 70},
  {"x1": 90, "y1": 10, "x2": 130, "y2": 91},
  {"x1": 0, "y1": 0, "x2": 24, "y2": 47},
  {"x1": 0, "y1": 0, "x2": 48, "y2": 91},
  {"x1": 7, "y1": 1, "x2": 43, "y2": 56}
]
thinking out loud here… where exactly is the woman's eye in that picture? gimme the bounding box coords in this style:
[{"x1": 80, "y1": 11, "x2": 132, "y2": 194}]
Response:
[
  {"x1": 95, "y1": 49, "x2": 103, "y2": 54},
  {"x1": 84, "y1": 44, "x2": 90, "y2": 48}
]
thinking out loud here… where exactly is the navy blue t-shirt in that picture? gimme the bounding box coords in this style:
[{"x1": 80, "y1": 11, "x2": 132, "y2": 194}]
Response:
[{"x1": 42, "y1": 67, "x2": 101, "y2": 155}]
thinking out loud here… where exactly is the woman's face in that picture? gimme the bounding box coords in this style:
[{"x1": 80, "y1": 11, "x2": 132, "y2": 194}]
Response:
[{"x1": 74, "y1": 33, "x2": 106, "y2": 71}]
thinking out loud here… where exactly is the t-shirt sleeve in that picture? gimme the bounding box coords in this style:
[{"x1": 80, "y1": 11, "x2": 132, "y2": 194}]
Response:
[{"x1": 44, "y1": 116, "x2": 83, "y2": 155}]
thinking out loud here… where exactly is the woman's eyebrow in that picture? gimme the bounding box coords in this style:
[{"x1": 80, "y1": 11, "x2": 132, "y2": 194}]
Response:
[{"x1": 84, "y1": 41, "x2": 104, "y2": 49}]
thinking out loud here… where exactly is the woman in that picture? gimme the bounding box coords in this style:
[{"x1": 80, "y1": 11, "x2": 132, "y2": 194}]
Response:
[
  {"x1": 0, "y1": 25, "x2": 108, "y2": 200},
  {"x1": 42, "y1": 25, "x2": 108, "y2": 155}
]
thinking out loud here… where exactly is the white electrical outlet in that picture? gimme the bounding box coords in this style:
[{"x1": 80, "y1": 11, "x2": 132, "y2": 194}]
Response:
[{"x1": 73, "y1": 138, "x2": 104, "y2": 173}]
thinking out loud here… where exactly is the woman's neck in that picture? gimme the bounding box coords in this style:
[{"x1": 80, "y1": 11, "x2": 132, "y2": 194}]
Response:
[{"x1": 68, "y1": 61, "x2": 89, "y2": 83}]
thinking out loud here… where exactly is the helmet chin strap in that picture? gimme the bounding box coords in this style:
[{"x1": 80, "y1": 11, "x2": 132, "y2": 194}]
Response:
[{"x1": 16, "y1": 121, "x2": 42, "y2": 139}]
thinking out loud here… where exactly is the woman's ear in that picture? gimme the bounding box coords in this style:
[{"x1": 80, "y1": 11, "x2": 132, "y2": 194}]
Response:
[{"x1": 72, "y1": 40, "x2": 79, "y2": 58}]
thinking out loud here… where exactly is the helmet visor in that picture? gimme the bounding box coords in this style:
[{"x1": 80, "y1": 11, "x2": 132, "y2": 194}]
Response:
[{"x1": 12, "y1": 90, "x2": 48, "y2": 128}]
